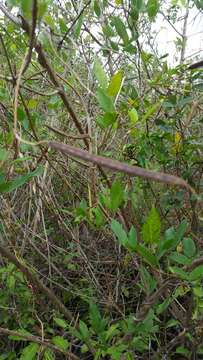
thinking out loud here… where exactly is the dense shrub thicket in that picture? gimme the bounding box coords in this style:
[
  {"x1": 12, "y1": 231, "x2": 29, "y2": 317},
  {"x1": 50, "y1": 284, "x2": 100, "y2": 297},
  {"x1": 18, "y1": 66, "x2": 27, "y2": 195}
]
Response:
[{"x1": 0, "y1": 0, "x2": 202, "y2": 359}]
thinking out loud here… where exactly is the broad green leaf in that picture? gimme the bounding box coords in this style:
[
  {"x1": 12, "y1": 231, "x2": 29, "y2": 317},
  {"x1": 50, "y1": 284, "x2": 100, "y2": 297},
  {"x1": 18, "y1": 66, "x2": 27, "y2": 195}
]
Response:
[
  {"x1": 127, "y1": 226, "x2": 137, "y2": 251},
  {"x1": 52, "y1": 336, "x2": 69, "y2": 351},
  {"x1": 111, "y1": 219, "x2": 128, "y2": 247},
  {"x1": 89, "y1": 303, "x2": 107, "y2": 333},
  {"x1": 0, "y1": 166, "x2": 43, "y2": 193},
  {"x1": 74, "y1": 14, "x2": 84, "y2": 38},
  {"x1": 44, "y1": 15, "x2": 55, "y2": 28},
  {"x1": 43, "y1": 349, "x2": 55, "y2": 360},
  {"x1": 110, "y1": 179, "x2": 124, "y2": 212},
  {"x1": 20, "y1": 343, "x2": 39, "y2": 360},
  {"x1": 107, "y1": 71, "x2": 123, "y2": 97},
  {"x1": 96, "y1": 112, "x2": 117, "y2": 128},
  {"x1": 79, "y1": 320, "x2": 89, "y2": 340},
  {"x1": 128, "y1": 108, "x2": 138, "y2": 124},
  {"x1": 96, "y1": 88, "x2": 115, "y2": 112},
  {"x1": 112, "y1": 16, "x2": 129, "y2": 45},
  {"x1": 0, "y1": 149, "x2": 9, "y2": 163},
  {"x1": 169, "y1": 266, "x2": 188, "y2": 280},
  {"x1": 94, "y1": 0, "x2": 101, "y2": 16},
  {"x1": 59, "y1": 18, "x2": 68, "y2": 32},
  {"x1": 147, "y1": 0, "x2": 160, "y2": 19},
  {"x1": 102, "y1": 24, "x2": 115, "y2": 38},
  {"x1": 136, "y1": 243, "x2": 158, "y2": 267},
  {"x1": 189, "y1": 265, "x2": 203, "y2": 281},
  {"x1": 21, "y1": 0, "x2": 32, "y2": 16},
  {"x1": 142, "y1": 207, "x2": 161, "y2": 244},
  {"x1": 158, "y1": 221, "x2": 187, "y2": 258},
  {"x1": 183, "y1": 238, "x2": 196, "y2": 258},
  {"x1": 132, "y1": 0, "x2": 143, "y2": 10},
  {"x1": 156, "y1": 297, "x2": 171, "y2": 315},
  {"x1": 54, "y1": 317, "x2": 68, "y2": 329},
  {"x1": 115, "y1": 0, "x2": 122, "y2": 4},
  {"x1": 93, "y1": 58, "x2": 108, "y2": 89},
  {"x1": 169, "y1": 252, "x2": 191, "y2": 265},
  {"x1": 193, "y1": 287, "x2": 203, "y2": 298}
]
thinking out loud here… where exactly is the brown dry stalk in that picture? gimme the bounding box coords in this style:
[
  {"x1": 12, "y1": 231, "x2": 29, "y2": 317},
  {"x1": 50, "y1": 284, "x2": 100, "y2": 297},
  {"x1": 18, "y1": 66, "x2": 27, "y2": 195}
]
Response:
[{"x1": 49, "y1": 141, "x2": 195, "y2": 193}]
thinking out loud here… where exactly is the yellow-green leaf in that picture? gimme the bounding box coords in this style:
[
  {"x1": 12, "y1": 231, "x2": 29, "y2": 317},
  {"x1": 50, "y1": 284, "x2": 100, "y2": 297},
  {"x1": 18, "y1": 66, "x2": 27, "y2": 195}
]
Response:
[
  {"x1": 142, "y1": 206, "x2": 161, "y2": 244},
  {"x1": 128, "y1": 108, "x2": 138, "y2": 124},
  {"x1": 107, "y1": 71, "x2": 123, "y2": 97}
]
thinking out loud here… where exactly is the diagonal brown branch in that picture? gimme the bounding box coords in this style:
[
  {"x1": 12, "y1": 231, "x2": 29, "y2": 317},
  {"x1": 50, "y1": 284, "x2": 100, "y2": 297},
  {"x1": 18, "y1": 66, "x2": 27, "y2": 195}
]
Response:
[{"x1": 48, "y1": 141, "x2": 195, "y2": 193}]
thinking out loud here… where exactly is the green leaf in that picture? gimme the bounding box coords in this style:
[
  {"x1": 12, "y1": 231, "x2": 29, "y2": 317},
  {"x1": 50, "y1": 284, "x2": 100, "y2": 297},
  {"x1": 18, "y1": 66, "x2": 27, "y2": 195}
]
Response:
[
  {"x1": 20, "y1": 343, "x2": 39, "y2": 360},
  {"x1": 147, "y1": 0, "x2": 160, "y2": 19},
  {"x1": 142, "y1": 101, "x2": 160, "y2": 121},
  {"x1": 127, "y1": 226, "x2": 137, "y2": 251},
  {"x1": 136, "y1": 243, "x2": 158, "y2": 267},
  {"x1": 93, "y1": 58, "x2": 108, "y2": 89},
  {"x1": 142, "y1": 207, "x2": 161, "y2": 244},
  {"x1": 110, "y1": 179, "x2": 124, "y2": 212},
  {"x1": 158, "y1": 221, "x2": 187, "y2": 258},
  {"x1": 189, "y1": 265, "x2": 203, "y2": 281},
  {"x1": 74, "y1": 14, "x2": 84, "y2": 38},
  {"x1": 89, "y1": 303, "x2": 107, "y2": 333},
  {"x1": 107, "y1": 71, "x2": 123, "y2": 97},
  {"x1": 112, "y1": 16, "x2": 129, "y2": 45},
  {"x1": 139, "y1": 266, "x2": 156, "y2": 294},
  {"x1": 169, "y1": 252, "x2": 191, "y2": 265},
  {"x1": 94, "y1": 0, "x2": 101, "y2": 16},
  {"x1": 43, "y1": 349, "x2": 55, "y2": 360},
  {"x1": 96, "y1": 112, "x2": 117, "y2": 128},
  {"x1": 54, "y1": 317, "x2": 68, "y2": 329},
  {"x1": 0, "y1": 148, "x2": 9, "y2": 162},
  {"x1": 169, "y1": 266, "x2": 188, "y2": 280},
  {"x1": 102, "y1": 23, "x2": 115, "y2": 37},
  {"x1": 156, "y1": 296, "x2": 171, "y2": 315},
  {"x1": 52, "y1": 336, "x2": 69, "y2": 351},
  {"x1": 9, "y1": 329, "x2": 32, "y2": 341},
  {"x1": 79, "y1": 320, "x2": 89, "y2": 340},
  {"x1": 96, "y1": 88, "x2": 115, "y2": 112},
  {"x1": 132, "y1": 0, "x2": 143, "y2": 11},
  {"x1": 0, "y1": 166, "x2": 43, "y2": 194},
  {"x1": 111, "y1": 219, "x2": 128, "y2": 247},
  {"x1": 183, "y1": 238, "x2": 196, "y2": 258},
  {"x1": 128, "y1": 108, "x2": 138, "y2": 124}
]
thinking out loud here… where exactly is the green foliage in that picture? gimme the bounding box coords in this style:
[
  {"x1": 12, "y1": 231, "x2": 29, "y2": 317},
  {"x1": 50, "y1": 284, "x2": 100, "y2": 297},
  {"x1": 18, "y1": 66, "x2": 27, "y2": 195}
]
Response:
[{"x1": 0, "y1": 0, "x2": 202, "y2": 359}]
